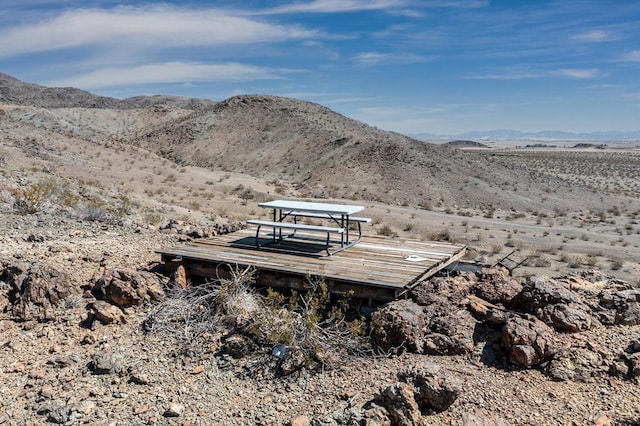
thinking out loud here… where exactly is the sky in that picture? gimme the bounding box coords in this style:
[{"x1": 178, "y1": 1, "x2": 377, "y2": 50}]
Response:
[{"x1": 1, "y1": 0, "x2": 639, "y2": 135}]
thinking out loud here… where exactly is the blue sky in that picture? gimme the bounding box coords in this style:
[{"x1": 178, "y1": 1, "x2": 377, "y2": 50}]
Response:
[{"x1": 1, "y1": 0, "x2": 639, "y2": 135}]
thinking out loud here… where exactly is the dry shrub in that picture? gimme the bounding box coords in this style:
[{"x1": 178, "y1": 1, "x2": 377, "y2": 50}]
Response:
[
  {"x1": 11, "y1": 179, "x2": 58, "y2": 214},
  {"x1": 144, "y1": 267, "x2": 370, "y2": 368}
]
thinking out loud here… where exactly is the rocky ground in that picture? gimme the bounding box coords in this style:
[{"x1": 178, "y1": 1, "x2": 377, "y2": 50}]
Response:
[{"x1": 1, "y1": 207, "x2": 640, "y2": 426}]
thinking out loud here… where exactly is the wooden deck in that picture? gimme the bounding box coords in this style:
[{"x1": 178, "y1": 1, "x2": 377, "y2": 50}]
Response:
[{"x1": 158, "y1": 229, "x2": 467, "y2": 302}]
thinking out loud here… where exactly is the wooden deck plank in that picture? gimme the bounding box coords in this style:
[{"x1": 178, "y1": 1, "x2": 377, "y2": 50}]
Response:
[{"x1": 158, "y1": 229, "x2": 467, "y2": 301}]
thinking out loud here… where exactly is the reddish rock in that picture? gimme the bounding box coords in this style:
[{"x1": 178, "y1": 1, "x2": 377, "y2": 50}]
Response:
[
  {"x1": 289, "y1": 415, "x2": 311, "y2": 426},
  {"x1": 378, "y1": 382, "x2": 420, "y2": 426},
  {"x1": 92, "y1": 268, "x2": 165, "y2": 308},
  {"x1": 502, "y1": 315, "x2": 557, "y2": 368},
  {"x1": 473, "y1": 267, "x2": 523, "y2": 306},
  {"x1": 174, "y1": 264, "x2": 187, "y2": 289},
  {"x1": 371, "y1": 299, "x2": 425, "y2": 353},
  {"x1": 398, "y1": 361, "x2": 461, "y2": 413},
  {"x1": 91, "y1": 300, "x2": 126, "y2": 324}
]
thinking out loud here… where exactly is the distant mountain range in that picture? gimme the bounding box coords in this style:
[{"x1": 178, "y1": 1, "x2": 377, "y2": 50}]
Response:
[{"x1": 412, "y1": 129, "x2": 640, "y2": 142}]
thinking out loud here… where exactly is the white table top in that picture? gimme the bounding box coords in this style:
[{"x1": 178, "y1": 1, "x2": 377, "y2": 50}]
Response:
[{"x1": 258, "y1": 200, "x2": 364, "y2": 215}]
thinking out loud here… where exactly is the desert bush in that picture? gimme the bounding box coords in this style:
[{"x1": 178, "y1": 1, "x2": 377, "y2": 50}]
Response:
[
  {"x1": 80, "y1": 205, "x2": 109, "y2": 222},
  {"x1": 418, "y1": 200, "x2": 432, "y2": 210},
  {"x1": 248, "y1": 279, "x2": 369, "y2": 367},
  {"x1": 11, "y1": 179, "x2": 58, "y2": 214},
  {"x1": 610, "y1": 258, "x2": 623, "y2": 270},
  {"x1": 377, "y1": 224, "x2": 397, "y2": 237},
  {"x1": 428, "y1": 228, "x2": 455, "y2": 242},
  {"x1": 144, "y1": 267, "x2": 369, "y2": 368}
]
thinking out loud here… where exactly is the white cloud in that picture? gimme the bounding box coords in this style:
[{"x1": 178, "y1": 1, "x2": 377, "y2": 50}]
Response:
[
  {"x1": 259, "y1": 0, "x2": 410, "y2": 14},
  {"x1": 353, "y1": 51, "x2": 427, "y2": 65},
  {"x1": 556, "y1": 68, "x2": 600, "y2": 79},
  {"x1": 467, "y1": 72, "x2": 542, "y2": 80},
  {"x1": 45, "y1": 62, "x2": 281, "y2": 89},
  {"x1": 0, "y1": 5, "x2": 318, "y2": 58},
  {"x1": 571, "y1": 30, "x2": 616, "y2": 42},
  {"x1": 259, "y1": 0, "x2": 486, "y2": 14},
  {"x1": 621, "y1": 50, "x2": 640, "y2": 62}
]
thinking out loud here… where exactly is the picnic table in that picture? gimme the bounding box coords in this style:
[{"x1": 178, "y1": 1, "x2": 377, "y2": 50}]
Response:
[{"x1": 247, "y1": 200, "x2": 370, "y2": 256}]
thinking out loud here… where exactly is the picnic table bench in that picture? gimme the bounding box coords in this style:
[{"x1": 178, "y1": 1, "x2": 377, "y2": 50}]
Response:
[{"x1": 247, "y1": 200, "x2": 369, "y2": 256}]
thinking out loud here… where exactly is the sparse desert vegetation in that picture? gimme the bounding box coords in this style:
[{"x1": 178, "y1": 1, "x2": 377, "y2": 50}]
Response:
[{"x1": 1, "y1": 73, "x2": 639, "y2": 425}]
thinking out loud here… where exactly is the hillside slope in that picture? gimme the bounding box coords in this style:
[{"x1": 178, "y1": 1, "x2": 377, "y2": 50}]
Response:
[
  {"x1": 130, "y1": 94, "x2": 595, "y2": 210},
  {"x1": 0, "y1": 74, "x2": 608, "y2": 211}
]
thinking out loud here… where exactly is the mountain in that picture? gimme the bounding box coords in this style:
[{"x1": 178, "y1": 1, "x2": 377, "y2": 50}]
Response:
[
  {"x1": 413, "y1": 129, "x2": 640, "y2": 142},
  {"x1": 0, "y1": 72, "x2": 212, "y2": 110},
  {"x1": 0, "y1": 72, "x2": 615, "y2": 211}
]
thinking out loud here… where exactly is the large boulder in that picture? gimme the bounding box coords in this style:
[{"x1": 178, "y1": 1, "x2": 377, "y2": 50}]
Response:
[
  {"x1": 1, "y1": 259, "x2": 80, "y2": 321},
  {"x1": 599, "y1": 289, "x2": 640, "y2": 326},
  {"x1": 502, "y1": 315, "x2": 557, "y2": 368},
  {"x1": 545, "y1": 344, "x2": 605, "y2": 382},
  {"x1": 92, "y1": 267, "x2": 165, "y2": 308},
  {"x1": 514, "y1": 277, "x2": 595, "y2": 332},
  {"x1": 514, "y1": 276, "x2": 581, "y2": 309},
  {"x1": 410, "y1": 276, "x2": 477, "y2": 355},
  {"x1": 397, "y1": 362, "x2": 461, "y2": 413},
  {"x1": 537, "y1": 303, "x2": 594, "y2": 333},
  {"x1": 370, "y1": 300, "x2": 425, "y2": 353},
  {"x1": 473, "y1": 267, "x2": 523, "y2": 306},
  {"x1": 411, "y1": 275, "x2": 474, "y2": 308},
  {"x1": 423, "y1": 309, "x2": 475, "y2": 355}
]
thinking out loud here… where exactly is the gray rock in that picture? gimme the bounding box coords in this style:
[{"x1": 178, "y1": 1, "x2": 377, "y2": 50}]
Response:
[
  {"x1": 599, "y1": 289, "x2": 640, "y2": 326},
  {"x1": 514, "y1": 277, "x2": 596, "y2": 332},
  {"x1": 515, "y1": 277, "x2": 581, "y2": 310},
  {"x1": 2, "y1": 260, "x2": 80, "y2": 321},
  {"x1": 545, "y1": 346, "x2": 603, "y2": 382},
  {"x1": 89, "y1": 349, "x2": 124, "y2": 375}
]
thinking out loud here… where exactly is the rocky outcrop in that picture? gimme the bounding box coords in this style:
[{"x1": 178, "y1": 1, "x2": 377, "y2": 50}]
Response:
[
  {"x1": 473, "y1": 267, "x2": 523, "y2": 306},
  {"x1": 514, "y1": 277, "x2": 596, "y2": 333},
  {"x1": 370, "y1": 300, "x2": 425, "y2": 353},
  {"x1": 91, "y1": 267, "x2": 166, "y2": 308},
  {"x1": 376, "y1": 362, "x2": 461, "y2": 425},
  {"x1": 412, "y1": 276, "x2": 477, "y2": 355},
  {"x1": 599, "y1": 289, "x2": 640, "y2": 326},
  {"x1": 1, "y1": 258, "x2": 80, "y2": 321},
  {"x1": 502, "y1": 315, "x2": 557, "y2": 368},
  {"x1": 158, "y1": 219, "x2": 245, "y2": 239}
]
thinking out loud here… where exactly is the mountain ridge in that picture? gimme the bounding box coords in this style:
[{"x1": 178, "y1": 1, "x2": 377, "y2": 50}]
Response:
[
  {"x1": 0, "y1": 72, "x2": 622, "y2": 211},
  {"x1": 412, "y1": 129, "x2": 640, "y2": 142}
]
